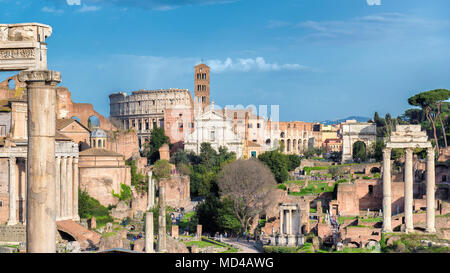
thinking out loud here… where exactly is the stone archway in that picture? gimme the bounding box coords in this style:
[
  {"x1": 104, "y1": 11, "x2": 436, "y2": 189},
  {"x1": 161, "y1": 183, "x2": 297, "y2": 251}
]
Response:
[
  {"x1": 341, "y1": 123, "x2": 376, "y2": 163},
  {"x1": 88, "y1": 115, "x2": 100, "y2": 129}
]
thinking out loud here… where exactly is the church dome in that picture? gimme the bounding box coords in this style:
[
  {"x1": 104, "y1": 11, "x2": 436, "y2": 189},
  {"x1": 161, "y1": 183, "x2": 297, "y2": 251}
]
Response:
[{"x1": 91, "y1": 128, "x2": 107, "y2": 138}]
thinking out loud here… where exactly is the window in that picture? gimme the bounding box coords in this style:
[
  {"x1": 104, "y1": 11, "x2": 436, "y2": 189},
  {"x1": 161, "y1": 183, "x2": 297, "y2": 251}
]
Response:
[
  {"x1": 202, "y1": 73, "x2": 207, "y2": 79},
  {"x1": 257, "y1": 123, "x2": 260, "y2": 128},
  {"x1": 210, "y1": 130, "x2": 215, "y2": 140},
  {"x1": 202, "y1": 85, "x2": 206, "y2": 91},
  {"x1": 197, "y1": 73, "x2": 201, "y2": 80},
  {"x1": 248, "y1": 123, "x2": 253, "y2": 128},
  {"x1": 0, "y1": 200, "x2": 2, "y2": 207},
  {"x1": 368, "y1": 185, "x2": 374, "y2": 195},
  {"x1": 197, "y1": 85, "x2": 201, "y2": 91},
  {"x1": 251, "y1": 151, "x2": 257, "y2": 158}
]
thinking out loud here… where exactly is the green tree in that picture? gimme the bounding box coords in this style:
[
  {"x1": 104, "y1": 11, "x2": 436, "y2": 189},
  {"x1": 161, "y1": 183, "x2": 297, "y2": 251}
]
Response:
[
  {"x1": 352, "y1": 141, "x2": 367, "y2": 162},
  {"x1": 142, "y1": 127, "x2": 170, "y2": 164},
  {"x1": 328, "y1": 165, "x2": 344, "y2": 179},
  {"x1": 153, "y1": 159, "x2": 172, "y2": 180},
  {"x1": 369, "y1": 140, "x2": 385, "y2": 162},
  {"x1": 408, "y1": 89, "x2": 450, "y2": 154},
  {"x1": 287, "y1": 154, "x2": 301, "y2": 172},
  {"x1": 111, "y1": 183, "x2": 132, "y2": 203},
  {"x1": 258, "y1": 150, "x2": 289, "y2": 183}
]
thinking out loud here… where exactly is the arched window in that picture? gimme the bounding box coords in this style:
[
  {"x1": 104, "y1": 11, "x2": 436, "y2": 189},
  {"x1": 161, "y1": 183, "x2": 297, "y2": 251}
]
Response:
[
  {"x1": 8, "y1": 79, "x2": 16, "y2": 90},
  {"x1": 98, "y1": 139, "x2": 101, "y2": 148}
]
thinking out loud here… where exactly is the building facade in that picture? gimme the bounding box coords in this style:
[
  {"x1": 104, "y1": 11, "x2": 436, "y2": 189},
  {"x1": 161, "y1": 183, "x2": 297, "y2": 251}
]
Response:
[{"x1": 184, "y1": 108, "x2": 244, "y2": 158}]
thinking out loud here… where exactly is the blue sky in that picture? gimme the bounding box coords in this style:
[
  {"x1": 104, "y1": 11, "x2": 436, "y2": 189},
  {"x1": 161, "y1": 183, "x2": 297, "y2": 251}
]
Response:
[{"x1": 1, "y1": 0, "x2": 450, "y2": 122}]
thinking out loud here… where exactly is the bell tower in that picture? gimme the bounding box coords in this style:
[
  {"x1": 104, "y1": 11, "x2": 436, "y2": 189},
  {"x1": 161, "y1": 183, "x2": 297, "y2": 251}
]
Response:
[{"x1": 194, "y1": 63, "x2": 210, "y2": 111}]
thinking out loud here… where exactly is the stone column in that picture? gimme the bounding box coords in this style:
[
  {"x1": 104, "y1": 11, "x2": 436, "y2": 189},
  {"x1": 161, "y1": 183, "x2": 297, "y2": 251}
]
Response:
[
  {"x1": 23, "y1": 158, "x2": 27, "y2": 224},
  {"x1": 67, "y1": 156, "x2": 73, "y2": 220},
  {"x1": 147, "y1": 171, "x2": 154, "y2": 210},
  {"x1": 279, "y1": 207, "x2": 284, "y2": 234},
  {"x1": 157, "y1": 185, "x2": 167, "y2": 252},
  {"x1": 20, "y1": 70, "x2": 60, "y2": 253},
  {"x1": 287, "y1": 209, "x2": 292, "y2": 235},
  {"x1": 55, "y1": 156, "x2": 61, "y2": 220},
  {"x1": 404, "y1": 148, "x2": 414, "y2": 233},
  {"x1": 145, "y1": 212, "x2": 154, "y2": 253},
  {"x1": 426, "y1": 147, "x2": 436, "y2": 233},
  {"x1": 73, "y1": 157, "x2": 79, "y2": 221},
  {"x1": 60, "y1": 156, "x2": 67, "y2": 219},
  {"x1": 382, "y1": 148, "x2": 392, "y2": 232},
  {"x1": 7, "y1": 156, "x2": 17, "y2": 226}
]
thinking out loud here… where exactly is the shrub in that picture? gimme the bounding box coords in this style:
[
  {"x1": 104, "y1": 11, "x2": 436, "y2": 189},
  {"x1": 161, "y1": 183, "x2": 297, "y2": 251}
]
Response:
[
  {"x1": 78, "y1": 190, "x2": 113, "y2": 227},
  {"x1": 277, "y1": 184, "x2": 287, "y2": 190}
]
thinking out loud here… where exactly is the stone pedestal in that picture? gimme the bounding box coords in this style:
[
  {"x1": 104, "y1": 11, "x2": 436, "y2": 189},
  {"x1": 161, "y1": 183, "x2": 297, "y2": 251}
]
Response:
[
  {"x1": 20, "y1": 70, "x2": 61, "y2": 253},
  {"x1": 145, "y1": 212, "x2": 154, "y2": 253},
  {"x1": 196, "y1": 224, "x2": 202, "y2": 239},
  {"x1": 172, "y1": 225, "x2": 179, "y2": 239}
]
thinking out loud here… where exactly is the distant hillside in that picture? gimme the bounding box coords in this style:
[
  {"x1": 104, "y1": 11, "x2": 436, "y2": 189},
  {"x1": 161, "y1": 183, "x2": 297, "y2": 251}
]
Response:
[{"x1": 320, "y1": 116, "x2": 371, "y2": 125}]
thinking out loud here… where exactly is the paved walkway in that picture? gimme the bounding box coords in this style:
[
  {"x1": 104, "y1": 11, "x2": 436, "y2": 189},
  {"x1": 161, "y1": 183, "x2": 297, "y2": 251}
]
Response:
[{"x1": 222, "y1": 237, "x2": 260, "y2": 253}]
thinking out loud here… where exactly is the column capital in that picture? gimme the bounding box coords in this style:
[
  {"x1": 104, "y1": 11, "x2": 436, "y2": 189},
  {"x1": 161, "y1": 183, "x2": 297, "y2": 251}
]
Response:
[
  {"x1": 73, "y1": 157, "x2": 79, "y2": 164},
  {"x1": 427, "y1": 147, "x2": 435, "y2": 158},
  {"x1": 382, "y1": 147, "x2": 392, "y2": 153},
  {"x1": 405, "y1": 147, "x2": 414, "y2": 154},
  {"x1": 18, "y1": 70, "x2": 61, "y2": 84}
]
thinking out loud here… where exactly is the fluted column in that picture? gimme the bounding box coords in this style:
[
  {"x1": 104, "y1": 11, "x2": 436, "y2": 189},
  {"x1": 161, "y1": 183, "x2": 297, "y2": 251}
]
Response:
[
  {"x1": 67, "y1": 156, "x2": 73, "y2": 220},
  {"x1": 287, "y1": 209, "x2": 292, "y2": 235},
  {"x1": 7, "y1": 156, "x2": 17, "y2": 226},
  {"x1": 73, "y1": 157, "x2": 79, "y2": 221},
  {"x1": 382, "y1": 148, "x2": 392, "y2": 232},
  {"x1": 279, "y1": 207, "x2": 284, "y2": 234},
  {"x1": 55, "y1": 156, "x2": 61, "y2": 220},
  {"x1": 404, "y1": 148, "x2": 414, "y2": 233},
  {"x1": 20, "y1": 70, "x2": 60, "y2": 253},
  {"x1": 426, "y1": 147, "x2": 436, "y2": 233},
  {"x1": 60, "y1": 156, "x2": 67, "y2": 219}
]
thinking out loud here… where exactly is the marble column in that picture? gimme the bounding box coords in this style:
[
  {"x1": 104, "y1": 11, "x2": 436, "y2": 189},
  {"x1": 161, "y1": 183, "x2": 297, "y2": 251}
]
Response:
[
  {"x1": 426, "y1": 147, "x2": 436, "y2": 233},
  {"x1": 73, "y1": 157, "x2": 80, "y2": 221},
  {"x1": 404, "y1": 148, "x2": 414, "y2": 233},
  {"x1": 382, "y1": 148, "x2": 392, "y2": 232},
  {"x1": 55, "y1": 156, "x2": 61, "y2": 220},
  {"x1": 20, "y1": 70, "x2": 60, "y2": 253},
  {"x1": 23, "y1": 158, "x2": 27, "y2": 224},
  {"x1": 279, "y1": 207, "x2": 284, "y2": 234},
  {"x1": 7, "y1": 156, "x2": 17, "y2": 226},
  {"x1": 145, "y1": 212, "x2": 154, "y2": 253},
  {"x1": 147, "y1": 171, "x2": 154, "y2": 210},
  {"x1": 157, "y1": 185, "x2": 167, "y2": 252},
  {"x1": 67, "y1": 156, "x2": 73, "y2": 220},
  {"x1": 287, "y1": 209, "x2": 292, "y2": 235},
  {"x1": 60, "y1": 156, "x2": 67, "y2": 219}
]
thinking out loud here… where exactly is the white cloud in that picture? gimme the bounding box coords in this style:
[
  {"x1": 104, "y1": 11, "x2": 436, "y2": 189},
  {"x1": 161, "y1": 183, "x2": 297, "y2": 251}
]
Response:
[
  {"x1": 366, "y1": 0, "x2": 381, "y2": 6},
  {"x1": 66, "y1": 0, "x2": 81, "y2": 5},
  {"x1": 206, "y1": 57, "x2": 308, "y2": 73},
  {"x1": 78, "y1": 4, "x2": 101, "y2": 12},
  {"x1": 41, "y1": 6, "x2": 64, "y2": 13}
]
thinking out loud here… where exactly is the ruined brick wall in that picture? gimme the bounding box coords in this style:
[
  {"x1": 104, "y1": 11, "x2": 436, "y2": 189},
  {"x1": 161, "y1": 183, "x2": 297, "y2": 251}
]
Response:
[
  {"x1": 159, "y1": 175, "x2": 190, "y2": 209},
  {"x1": 56, "y1": 87, "x2": 116, "y2": 131},
  {"x1": 164, "y1": 106, "x2": 194, "y2": 145},
  {"x1": 356, "y1": 180, "x2": 382, "y2": 211},
  {"x1": 337, "y1": 183, "x2": 359, "y2": 216},
  {"x1": 78, "y1": 155, "x2": 131, "y2": 207},
  {"x1": 0, "y1": 75, "x2": 26, "y2": 101},
  {"x1": 107, "y1": 130, "x2": 140, "y2": 161}
]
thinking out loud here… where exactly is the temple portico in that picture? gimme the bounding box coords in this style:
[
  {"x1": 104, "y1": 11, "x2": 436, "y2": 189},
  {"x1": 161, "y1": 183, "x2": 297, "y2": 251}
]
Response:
[
  {"x1": 382, "y1": 125, "x2": 436, "y2": 233},
  {"x1": 270, "y1": 204, "x2": 304, "y2": 247}
]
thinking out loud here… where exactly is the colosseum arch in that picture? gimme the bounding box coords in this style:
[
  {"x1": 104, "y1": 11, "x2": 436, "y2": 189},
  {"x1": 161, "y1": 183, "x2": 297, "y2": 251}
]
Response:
[
  {"x1": 88, "y1": 115, "x2": 100, "y2": 129},
  {"x1": 341, "y1": 123, "x2": 376, "y2": 163}
]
